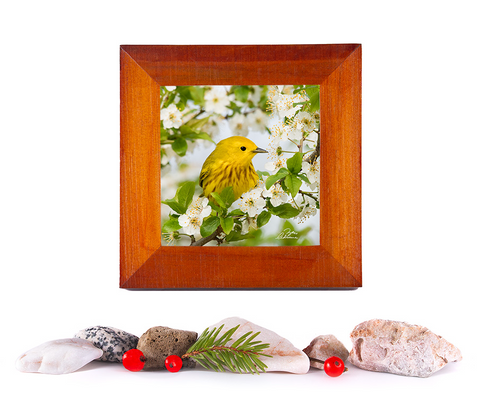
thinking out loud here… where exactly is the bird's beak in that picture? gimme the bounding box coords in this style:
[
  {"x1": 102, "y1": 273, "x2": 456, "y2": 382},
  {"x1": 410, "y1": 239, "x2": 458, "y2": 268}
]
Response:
[{"x1": 252, "y1": 147, "x2": 268, "y2": 154}]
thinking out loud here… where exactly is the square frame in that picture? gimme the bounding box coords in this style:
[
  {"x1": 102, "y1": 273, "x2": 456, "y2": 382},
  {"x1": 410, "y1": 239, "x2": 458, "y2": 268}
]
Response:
[{"x1": 120, "y1": 44, "x2": 361, "y2": 289}]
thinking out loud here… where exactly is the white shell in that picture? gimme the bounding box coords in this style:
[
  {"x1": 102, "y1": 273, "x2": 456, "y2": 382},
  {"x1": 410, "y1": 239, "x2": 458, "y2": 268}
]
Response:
[
  {"x1": 16, "y1": 338, "x2": 103, "y2": 374},
  {"x1": 207, "y1": 317, "x2": 309, "y2": 374}
]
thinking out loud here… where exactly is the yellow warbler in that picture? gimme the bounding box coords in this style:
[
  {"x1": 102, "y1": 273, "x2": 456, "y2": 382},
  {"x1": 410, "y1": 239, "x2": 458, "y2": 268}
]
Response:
[{"x1": 200, "y1": 136, "x2": 267, "y2": 200}]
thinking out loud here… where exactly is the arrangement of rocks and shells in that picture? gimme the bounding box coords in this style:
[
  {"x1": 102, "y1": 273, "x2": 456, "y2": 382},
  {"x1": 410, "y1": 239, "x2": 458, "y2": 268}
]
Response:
[{"x1": 15, "y1": 317, "x2": 462, "y2": 378}]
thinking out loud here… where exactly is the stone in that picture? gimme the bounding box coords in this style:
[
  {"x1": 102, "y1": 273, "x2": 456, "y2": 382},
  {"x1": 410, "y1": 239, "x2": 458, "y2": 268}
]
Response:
[
  {"x1": 348, "y1": 319, "x2": 462, "y2": 378},
  {"x1": 303, "y1": 335, "x2": 349, "y2": 370},
  {"x1": 16, "y1": 338, "x2": 103, "y2": 374},
  {"x1": 74, "y1": 326, "x2": 139, "y2": 362},
  {"x1": 207, "y1": 317, "x2": 310, "y2": 374},
  {"x1": 137, "y1": 326, "x2": 197, "y2": 370}
]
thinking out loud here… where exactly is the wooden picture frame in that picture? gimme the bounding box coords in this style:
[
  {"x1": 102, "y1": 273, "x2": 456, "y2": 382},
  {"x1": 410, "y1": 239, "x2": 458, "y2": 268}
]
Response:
[{"x1": 120, "y1": 44, "x2": 361, "y2": 289}]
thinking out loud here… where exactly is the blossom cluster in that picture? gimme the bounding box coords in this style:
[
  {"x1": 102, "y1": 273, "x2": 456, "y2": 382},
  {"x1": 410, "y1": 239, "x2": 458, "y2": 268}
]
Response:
[{"x1": 177, "y1": 197, "x2": 211, "y2": 239}]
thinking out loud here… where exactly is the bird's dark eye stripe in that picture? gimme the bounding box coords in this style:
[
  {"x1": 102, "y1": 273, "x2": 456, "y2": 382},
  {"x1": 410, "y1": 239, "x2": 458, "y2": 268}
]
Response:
[{"x1": 240, "y1": 146, "x2": 246, "y2": 151}]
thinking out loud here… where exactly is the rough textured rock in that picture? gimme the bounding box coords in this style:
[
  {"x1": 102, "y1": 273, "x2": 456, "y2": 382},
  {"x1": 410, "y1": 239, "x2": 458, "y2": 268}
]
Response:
[
  {"x1": 207, "y1": 317, "x2": 310, "y2": 374},
  {"x1": 74, "y1": 326, "x2": 139, "y2": 362},
  {"x1": 16, "y1": 338, "x2": 103, "y2": 374},
  {"x1": 303, "y1": 335, "x2": 349, "y2": 370},
  {"x1": 137, "y1": 326, "x2": 197, "y2": 370},
  {"x1": 348, "y1": 319, "x2": 462, "y2": 378}
]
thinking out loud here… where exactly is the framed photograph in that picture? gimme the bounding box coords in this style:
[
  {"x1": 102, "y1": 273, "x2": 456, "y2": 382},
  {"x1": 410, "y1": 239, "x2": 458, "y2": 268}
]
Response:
[{"x1": 120, "y1": 44, "x2": 361, "y2": 289}]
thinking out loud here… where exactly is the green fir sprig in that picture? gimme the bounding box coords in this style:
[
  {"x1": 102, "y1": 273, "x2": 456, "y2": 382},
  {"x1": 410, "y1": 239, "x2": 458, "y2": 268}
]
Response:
[{"x1": 182, "y1": 324, "x2": 272, "y2": 374}]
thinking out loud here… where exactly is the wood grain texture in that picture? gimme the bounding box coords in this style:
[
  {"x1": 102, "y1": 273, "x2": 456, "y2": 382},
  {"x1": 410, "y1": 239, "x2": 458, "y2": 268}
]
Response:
[{"x1": 120, "y1": 44, "x2": 361, "y2": 289}]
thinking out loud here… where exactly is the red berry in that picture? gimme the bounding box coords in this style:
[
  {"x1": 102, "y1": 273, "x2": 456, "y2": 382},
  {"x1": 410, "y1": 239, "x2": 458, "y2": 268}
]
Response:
[
  {"x1": 122, "y1": 349, "x2": 146, "y2": 372},
  {"x1": 165, "y1": 355, "x2": 183, "y2": 372},
  {"x1": 324, "y1": 356, "x2": 345, "y2": 377}
]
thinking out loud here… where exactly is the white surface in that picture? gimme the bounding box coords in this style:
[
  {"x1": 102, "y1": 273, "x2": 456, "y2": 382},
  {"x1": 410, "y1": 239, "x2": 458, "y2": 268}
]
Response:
[{"x1": 1, "y1": 1, "x2": 478, "y2": 393}]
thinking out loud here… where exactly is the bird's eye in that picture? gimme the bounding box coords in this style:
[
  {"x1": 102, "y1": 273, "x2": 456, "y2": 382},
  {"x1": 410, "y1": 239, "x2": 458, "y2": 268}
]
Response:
[{"x1": 240, "y1": 146, "x2": 246, "y2": 151}]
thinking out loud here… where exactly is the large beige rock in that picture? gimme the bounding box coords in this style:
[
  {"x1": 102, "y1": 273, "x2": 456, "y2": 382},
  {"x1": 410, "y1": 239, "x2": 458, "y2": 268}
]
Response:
[
  {"x1": 207, "y1": 317, "x2": 309, "y2": 374},
  {"x1": 348, "y1": 319, "x2": 462, "y2": 378}
]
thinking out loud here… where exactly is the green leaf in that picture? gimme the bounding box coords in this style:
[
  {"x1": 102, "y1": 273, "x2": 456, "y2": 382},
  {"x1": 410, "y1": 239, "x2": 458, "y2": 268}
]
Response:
[
  {"x1": 256, "y1": 170, "x2": 270, "y2": 179},
  {"x1": 232, "y1": 85, "x2": 250, "y2": 102},
  {"x1": 305, "y1": 85, "x2": 320, "y2": 113},
  {"x1": 219, "y1": 186, "x2": 236, "y2": 208},
  {"x1": 256, "y1": 211, "x2": 271, "y2": 228},
  {"x1": 286, "y1": 152, "x2": 303, "y2": 174},
  {"x1": 297, "y1": 173, "x2": 311, "y2": 184},
  {"x1": 225, "y1": 229, "x2": 255, "y2": 242},
  {"x1": 162, "y1": 218, "x2": 182, "y2": 233},
  {"x1": 208, "y1": 201, "x2": 223, "y2": 215},
  {"x1": 160, "y1": 128, "x2": 170, "y2": 141},
  {"x1": 172, "y1": 137, "x2": 188, "y2": 156},
  {"x1": 200, "y1": 216, "x2": 221, "y2": 238},
  {"x1": 176, "y1": 100, "x2": 185, "y2": 112},
  {"x1": 284, "y1": 174, "x2": 302, "y2": 198},
  {"x1": 227, "y1": 209, "x2": 245, "y2": 217},
  {"x1": 190, "y1": 131, "x2": 215, "y2": 144},
  {"x1": 189, "y1": 86, "x2": 205, "y2": 105},
  {"x1": 210, "y1": 192, "x2": 226, "y2": 209},
  {"x1": 265, "y1": 168, "x2": 289, "y2": 190},
  {"x1": 161, "y1": 198, "x2": 186, "y2": 214},
  {"x1": 269, "y1": 203, "x2": 301, "y2": 219},
  {"x1": 220, "y1": 216, "x2": 234, "y2": 235},
  {"x1": 176, "y1": 181, "x2": 195, "y2": 210},
  {"x1": 185, "y1": 116, "x2": 211, "y2": 130}
]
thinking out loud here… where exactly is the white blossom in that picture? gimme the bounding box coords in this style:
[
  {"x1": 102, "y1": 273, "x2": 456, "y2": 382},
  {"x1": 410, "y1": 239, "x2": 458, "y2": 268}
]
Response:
[
  {"x1": 161, "y1": 145, "x2": 175, "y2": 166},
  {"x1": 267, "y1": 86, "x2": 306, "y2": 119},
  {"x1": 304, "y1": 131, "x2": 318, "y2": 149},
  {"x1": 165, "y1": 86, "x2": 176, "y2": 91},
  {"x1": 265, "y1": 153, "x2": 286, "y2": 173},
  {"x1": 229, "y1": 113, "x2": 249, "y2": 136},
  {"x1": 250, "y1": 86, "x2": 263, "y2": 106},
  {"x1": 295, "y1": 195, "x2": 317, "y2": 224},
  {"x1": 246, "y1": 108, "x2": 267, "y2": 133},
  {"x1": 239, "y1": 188, "x2": 266, "y2": 217},
  {"x1": 178, "y1": 213, "x2": 202, "y2": 238},
  {"x1": 178, "y1": 197, "x2": 212, "y2": 239},
  {"x1": 302, "y1": 159, "x2": 320, "y2": 190},
  {"x1": 161, "y1": 103, "x2": 183, "y2": 129},
  {"x1": 241, "y1": 215, "x2": 258, "y2": 234},
  {"x1": 270, "y1": 122, "x2": 291, "y2": 146},
  {"x1": 204, "y1": 87, "x2": 231, "y2": 114},
  {"x1": 294, "y1": 111, "x2": 315, "y2": 133},
  {"x1": 263, "y1": 183, "x2": 289, "y2": 207}
]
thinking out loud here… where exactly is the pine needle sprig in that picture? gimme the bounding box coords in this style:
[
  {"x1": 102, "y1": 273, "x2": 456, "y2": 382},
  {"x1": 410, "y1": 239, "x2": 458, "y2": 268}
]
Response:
[{"x1": 182, "y1": 324, "x2": 272, "y2": 374}]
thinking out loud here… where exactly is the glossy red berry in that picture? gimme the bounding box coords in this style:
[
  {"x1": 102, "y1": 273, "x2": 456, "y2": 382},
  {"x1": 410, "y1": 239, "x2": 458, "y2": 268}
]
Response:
[
  {"x1": 122, "y1": 349, "x2": 146, "y2": 372},
  {"x1": 165, "y1": 355, "x2": 183, "y2": 372},
  {"x1": 324, "y1": 356, "x2": 345, "y2": 377}
]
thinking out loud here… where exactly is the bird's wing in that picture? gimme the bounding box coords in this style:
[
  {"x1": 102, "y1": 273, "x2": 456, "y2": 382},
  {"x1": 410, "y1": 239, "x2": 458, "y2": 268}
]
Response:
[{"x1": 199, "y1": 165, "x2": 210, "y2": 188}]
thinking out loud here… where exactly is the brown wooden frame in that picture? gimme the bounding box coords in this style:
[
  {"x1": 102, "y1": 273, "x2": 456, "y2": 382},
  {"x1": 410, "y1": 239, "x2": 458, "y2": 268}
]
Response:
[{"x1": 120, "y1": 44, "x2": 361, "y2": 289}]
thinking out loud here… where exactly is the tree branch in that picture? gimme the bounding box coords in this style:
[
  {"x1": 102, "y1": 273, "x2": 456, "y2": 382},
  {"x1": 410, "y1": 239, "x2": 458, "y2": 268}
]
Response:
[
  {"x1": 190, "y1": 225, "x2": 223, "y2": 246},
  {"x1": 305, "y1": 132, "x2": 320, "y2": 164}
]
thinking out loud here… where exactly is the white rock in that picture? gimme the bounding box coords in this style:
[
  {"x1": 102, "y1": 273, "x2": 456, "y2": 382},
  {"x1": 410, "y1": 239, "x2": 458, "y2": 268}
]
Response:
[
  {"x1": 207, "y1": 317, "x2": 309, "y2": 374},
  {"x1": 348, "y1": 319, "x2": 462, "y2": 378},
  {"x1": 16, "y1": 338, "x2": 103, "y2": 374}
]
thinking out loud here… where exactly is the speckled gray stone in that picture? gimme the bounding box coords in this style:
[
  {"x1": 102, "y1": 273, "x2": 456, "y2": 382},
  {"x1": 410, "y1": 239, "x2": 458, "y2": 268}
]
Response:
[
  {"x1": 137, "y1": 326, "x2": 197, "y2": 371},
  {"x1": 74, "y1": 326, "x2": 139, "y2": 362}
]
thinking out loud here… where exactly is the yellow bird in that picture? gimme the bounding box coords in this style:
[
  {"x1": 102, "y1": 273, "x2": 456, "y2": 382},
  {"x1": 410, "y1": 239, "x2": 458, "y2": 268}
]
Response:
[{"x1": 200, "y1": 136, "x2": 268, "y2": 201}]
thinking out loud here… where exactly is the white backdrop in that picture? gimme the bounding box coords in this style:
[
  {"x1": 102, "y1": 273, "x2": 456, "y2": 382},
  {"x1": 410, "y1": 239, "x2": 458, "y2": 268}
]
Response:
[{"x1": 1, "y1": 1, "x2": 478, "y2": 393}]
